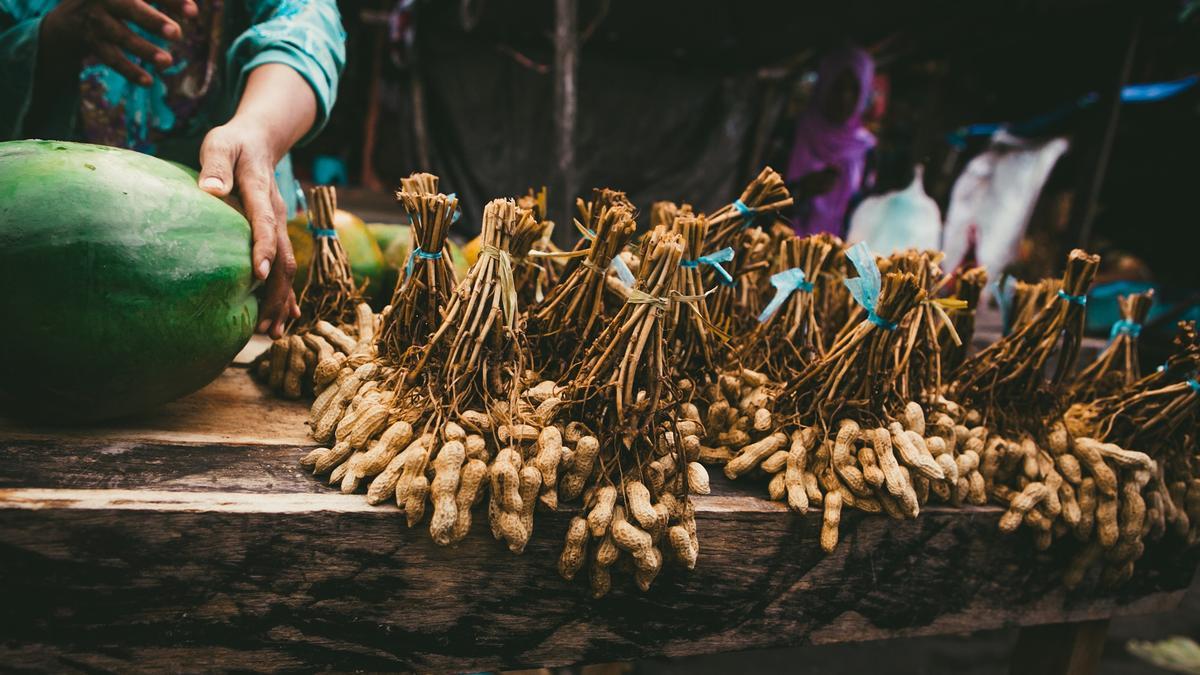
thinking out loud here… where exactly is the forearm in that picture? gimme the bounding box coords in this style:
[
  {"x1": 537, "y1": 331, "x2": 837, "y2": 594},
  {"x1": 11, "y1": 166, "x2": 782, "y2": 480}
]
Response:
[{"x1": 229, "y1": 63, "x2": 317, "y2": 163}]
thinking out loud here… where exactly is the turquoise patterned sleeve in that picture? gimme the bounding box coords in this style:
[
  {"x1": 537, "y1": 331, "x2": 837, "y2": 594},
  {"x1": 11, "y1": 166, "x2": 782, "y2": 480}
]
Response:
[{"x1": 228, "y1": 0, "x2": 346, "y2": 146}]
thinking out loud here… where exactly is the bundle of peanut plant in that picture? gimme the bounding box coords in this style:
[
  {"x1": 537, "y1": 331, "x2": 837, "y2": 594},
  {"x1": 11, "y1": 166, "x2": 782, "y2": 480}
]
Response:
[
  {"x1": 530, "y1": 192, "x2": 637, "y2": 377},
  {"x1": 939, "y1": 267, "x2": 988, "y2": 373},
  {"x1": 253, "y1": 185, "x2": 373, "y2": 399},
  {"x1": 513, "y1": 186, "x2": 565, "y2": 303},
  {"x1": 887, "y1": 250, "x2": 966, "y2": 404},
  {"x1": 703, "y1": 167, "x2": 794, "y2": 251},
  {"x1": 736, "y1": 234, "x2": 835, "y2": 382},
  {"x1": 301, "y1": 199, "x2": 550, "y2": 551},
  {"x1": 1071, "y1": 321, "x2": 1199, "y2": 449},
  {"x1": 697, "y1": 169, "x2": 793, "y2": 337},
  {"x1": 295, "y1": 185, "x2": 364, "y2": 329},
  {"x1": 705, "y1": 243, "x2": 940, "y2": 553},
  {"x1": 664, "y1": 213, "x2": 730, "y2": 380},
  {"x1": 785, "y1": 244, "x2": 926, "y2": 422},
  {"x1": 510, "y1": 204, "x2": 565, "y2": 306},
  {"x1": 1011, "y1": 278, "x2": 1061, "y2": 333},
  {"x1": 942, "y1": 252, "x2": 1173, "y2": 587},
  {"x1": 1067, "y1": 320, "x2": 1200, "y2": 531},
  {"x1": 651, "y1": 200, "x2": 691, "y2": 230},
  {"x1": 1069, "y1": 290, "x2": 1154, "y2": 402},
  {"x1": 566, "y1": 188, "x2": 633, "y2": 260},
  {"x1": 507, "y1": 206, "x2": 554, "y2": 306},
  {"x1": 952, "y1": 249, "x2": 1100, "y2": 427},
  {"x1": 255, "y1": 304, "x2": 380, "y2": 400},
  {"x1": 551, "y1": 227, "x2": 710, "y2": 597},
  {"x1": 379, "y1": 184, "x2": 459, "y2": 361},
  {"x1": 813, "y1": 237, "x2": 853, "y2": 351},
  {"x1": 1067, "y1": 321, "x2": 1200, "y2": 552},
  {"x1": 706, "y1": 225, "x2": 773, "y2": 337}
]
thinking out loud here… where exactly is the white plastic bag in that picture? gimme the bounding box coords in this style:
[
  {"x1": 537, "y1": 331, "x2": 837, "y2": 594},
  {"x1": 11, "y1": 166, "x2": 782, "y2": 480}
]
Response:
[
  {"x1": 846, "y1": 165, "x2": 941, "y2": 255},
  {"x1": 941, "y1": 131, "x2": 1069, "y2": 276}
]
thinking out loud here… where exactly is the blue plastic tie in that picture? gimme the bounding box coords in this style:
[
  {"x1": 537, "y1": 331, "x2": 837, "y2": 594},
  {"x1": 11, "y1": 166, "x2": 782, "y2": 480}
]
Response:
[
  {"x1": 1056, "y1": 289, "x2": 1087, "y2": 306},
  {"x1": 296, "y1": 180, "x2": 336, "y2": 237},
  {"x1": 758, "y1": 268, "x2": 813, "y2": 323},
  {"x1": 404, "y1": 246, "x2": 445, "y2": 282},
  {"x1": 733, "y1": 199, "x2": 757, "y2": 228},
  {"x1": 610, "y1": 255, "x2": 636, "y2": 287},
  {"x1": 1109, "y1": 319, "x2": 1142, "y2": 340},
  {"x1": 680, "y1": 246, "x2": 735, "y2": 285},
  {"x1": 843, "y1": 241, "x2": 898, "y2": 331},
  {"x1": 447, "y1": 192, "x2": 462, "y2": 224}
]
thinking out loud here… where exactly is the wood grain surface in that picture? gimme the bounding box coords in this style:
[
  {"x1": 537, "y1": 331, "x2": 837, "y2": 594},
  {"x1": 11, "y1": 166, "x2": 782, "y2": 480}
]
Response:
[
  {"x1": 0, "y1": 368, "x2": 1194, "y2": 672},
  {"x1": 0, "y1": 369, "x2": 312, "y2": 447}
]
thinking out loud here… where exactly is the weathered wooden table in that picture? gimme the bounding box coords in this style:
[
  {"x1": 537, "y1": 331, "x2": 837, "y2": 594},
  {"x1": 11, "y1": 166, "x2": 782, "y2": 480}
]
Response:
[{"x1": 1, "y1": 363, "x2": 1195, "y2": 673}]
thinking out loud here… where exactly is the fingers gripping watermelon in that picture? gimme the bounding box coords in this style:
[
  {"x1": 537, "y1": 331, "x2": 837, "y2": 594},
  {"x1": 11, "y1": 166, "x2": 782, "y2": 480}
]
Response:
[{"x1": 0, "y1": 140, "x2": 258, "y2": 422}]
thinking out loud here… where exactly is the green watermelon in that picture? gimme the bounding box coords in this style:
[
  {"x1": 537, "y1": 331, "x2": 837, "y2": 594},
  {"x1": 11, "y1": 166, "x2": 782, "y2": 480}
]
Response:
[{"x1": 0, "y1": 140, "x2": 258, "y2": 422}]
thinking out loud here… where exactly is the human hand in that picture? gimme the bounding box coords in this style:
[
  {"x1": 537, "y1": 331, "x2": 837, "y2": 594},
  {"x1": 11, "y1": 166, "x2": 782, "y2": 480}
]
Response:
[
  {"x1": 39, "y1": 0, "x2": 198, "y2": 86},
  {"x1": 197, "y1": 120, "x2": 300, "y2": 338}
]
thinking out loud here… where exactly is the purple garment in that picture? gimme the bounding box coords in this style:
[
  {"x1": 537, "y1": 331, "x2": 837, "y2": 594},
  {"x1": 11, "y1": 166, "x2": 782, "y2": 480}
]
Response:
[{"x1": 787, "y1": 45, "x2": 876, "y2": 236}]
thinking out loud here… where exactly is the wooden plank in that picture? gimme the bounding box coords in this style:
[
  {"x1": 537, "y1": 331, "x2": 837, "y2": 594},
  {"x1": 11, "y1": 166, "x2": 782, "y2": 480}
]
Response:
[
  {"x1": 0, "y1": 438, "x2": 323, "y2": 494},
  {"x1": 0, "y1": 432, "x2": 780, "y2": 505},
  {"x1": 0, "y1": 485, "x2": 1193, "y2": 672},
  {"x1": 0, "y1": 369, "x2": 313, "y2": 447},
  {"x1": 1010, "y1": 619, "x2": 1110, "y2": 675}
]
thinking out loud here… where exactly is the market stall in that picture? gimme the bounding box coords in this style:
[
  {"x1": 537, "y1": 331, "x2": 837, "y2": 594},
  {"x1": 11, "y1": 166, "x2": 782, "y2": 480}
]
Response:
[
  {"x1": 2, "y1": 1, "x2": 1198, "y2": 671},
  {"x1": 0, "y1": 367, "x2": 1194, "y2": 672}
]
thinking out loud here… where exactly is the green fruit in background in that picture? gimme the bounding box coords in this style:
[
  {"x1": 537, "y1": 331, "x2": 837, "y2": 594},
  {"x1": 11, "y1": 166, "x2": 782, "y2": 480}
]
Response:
[
  {"x1": 0, "y1": 140, "x2": 258, "y2": 422},
  {"x1": 366, "y1": 223, "x2": 407, "y2": 254},
  {"x1": 289, "y1": 209, "x2": 388, "y2": 306},
  {"x1": 447, "y1": 238, "x2": 470, "y2": 278},
  {"x1": 370, "y1": 224, "x2": 410, "y2": 298}
]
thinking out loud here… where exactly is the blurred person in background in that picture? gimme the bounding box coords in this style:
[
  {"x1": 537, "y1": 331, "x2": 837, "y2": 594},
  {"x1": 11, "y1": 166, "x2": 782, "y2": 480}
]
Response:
[{"x1": 787, "y1": 44, "x2": 877, "y2": 237}]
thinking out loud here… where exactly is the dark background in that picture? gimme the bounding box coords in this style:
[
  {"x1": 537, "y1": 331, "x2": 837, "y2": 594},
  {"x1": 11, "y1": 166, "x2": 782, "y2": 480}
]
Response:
[{"x1": 296, "y1": 0, "x2": 1199, "y2": 307}]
